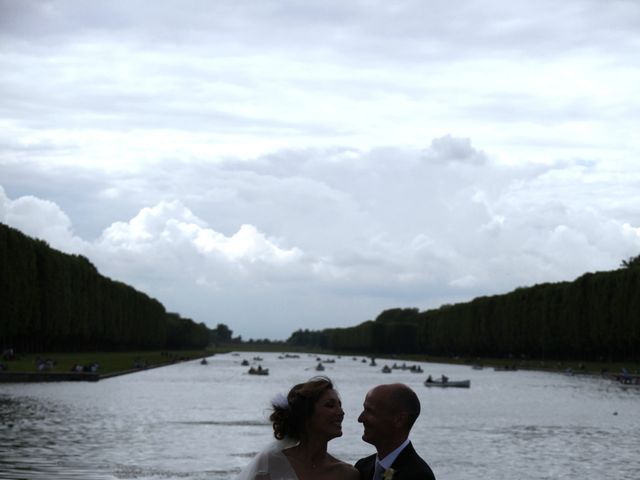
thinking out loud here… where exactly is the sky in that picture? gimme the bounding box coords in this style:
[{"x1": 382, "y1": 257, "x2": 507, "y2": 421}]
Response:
[{"x1": 1, "y1": 0, "x2": 640, "y2": 340}]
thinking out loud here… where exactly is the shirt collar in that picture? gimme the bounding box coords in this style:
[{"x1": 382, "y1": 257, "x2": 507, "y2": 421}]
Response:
[{"x1": 377, "y1": 438, "x2": 410, "y2": 470}]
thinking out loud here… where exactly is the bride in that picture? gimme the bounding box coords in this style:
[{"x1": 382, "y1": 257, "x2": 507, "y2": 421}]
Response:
[{"x1": 235, "y1": 376, "x2": 359, "y2": 480}]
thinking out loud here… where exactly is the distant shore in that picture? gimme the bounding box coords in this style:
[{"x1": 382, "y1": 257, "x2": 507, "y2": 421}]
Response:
[
  {"x1": 1, "y1": 346, "x2": 637, "y2": 382},
  {"x1": 0, "y1": 349, "x2": 220, "y2": 383},
  {"x1": 229, "y1": 344, "x2": 640, "y2": 377}
]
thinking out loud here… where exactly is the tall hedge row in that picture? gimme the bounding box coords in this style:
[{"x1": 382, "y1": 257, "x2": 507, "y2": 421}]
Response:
[
  {"x1": 295, "y1": 270, "x2": 640, "y2": 361},
  {"x1": 0, "y1": 222, "x2": 210, "y2": 352}
]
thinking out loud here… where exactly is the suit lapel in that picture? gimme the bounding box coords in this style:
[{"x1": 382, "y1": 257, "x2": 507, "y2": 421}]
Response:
[
  {"x1": 357, "y1": 454, "x2": 376, "y2": 480},
  {"x1": 365, "y1": 455, "x2": 376, "y2": 480},
  {"x1": 390, "y1": 442, "x2": 418, "y2": 475}
]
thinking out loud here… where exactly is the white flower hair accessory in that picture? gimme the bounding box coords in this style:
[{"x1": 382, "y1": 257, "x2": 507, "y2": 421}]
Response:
[{"x1": 271, "y1": 393, "x2": 289, "y2": 409}]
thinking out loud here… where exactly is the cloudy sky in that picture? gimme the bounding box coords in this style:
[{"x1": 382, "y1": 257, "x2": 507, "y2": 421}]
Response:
[{"x1": 2, "y1": 0, "x2": 640, "y2": 340}]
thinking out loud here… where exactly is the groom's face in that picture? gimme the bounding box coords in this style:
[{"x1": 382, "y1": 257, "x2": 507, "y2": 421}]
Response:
[{"x1": 357, "y1": 387, "x2": 395, "y2": 447}]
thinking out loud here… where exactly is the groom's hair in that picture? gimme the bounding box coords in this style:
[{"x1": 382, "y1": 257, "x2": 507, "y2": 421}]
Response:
[
  {"x1": 389, "y1": 383, "x2": 421, "y2": 431},
  {"x1": 270, "y1": 376, "x2": 334, "y2": 440}
]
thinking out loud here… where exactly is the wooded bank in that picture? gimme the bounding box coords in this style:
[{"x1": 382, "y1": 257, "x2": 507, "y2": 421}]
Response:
[
  {"x1": 289, "y1": 268, "x2": 640, "y2": 361},
  {"x1": 1, "y1": 222, "x2": 211, "y2": 352},
  {"x1": 3, "y1": 221, "x2": 639, "y2": 362}
]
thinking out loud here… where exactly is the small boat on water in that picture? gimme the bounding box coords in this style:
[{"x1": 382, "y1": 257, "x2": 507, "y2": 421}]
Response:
[
  {"x1": 248, "y1": 366, "x2": 269, "y2": 375},
  {"x1": 494, "y1": 366, "x2": 517, "y2": 371},
  {"x1": 200, "y1": 358, "x2": 208, "y2": 365},
  {"x1": 610, "y1": 371, "x2": 640, "y2": 387},
  {"x1": 381, "y1": 365, "x2": 392, "y2": 374},
  {"x1": 315, "y1": 362, "x2": 325, "y2": 371},
  {"x1": 241, "y1": 359, "x2": 250, "y2": 366},
  {"x1": 424, "y1": 378, "x2": 470, "y2": 388}
]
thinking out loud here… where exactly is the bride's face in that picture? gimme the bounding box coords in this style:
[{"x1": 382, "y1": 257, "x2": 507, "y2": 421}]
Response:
[{"x1": 306, "y1": 388, "x2": 345, "y2": 440}]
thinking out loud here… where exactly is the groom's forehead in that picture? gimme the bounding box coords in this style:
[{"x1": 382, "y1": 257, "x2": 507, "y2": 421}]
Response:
[{"x1": 365, "y1": 387, "x2": 393, "y2": 409}]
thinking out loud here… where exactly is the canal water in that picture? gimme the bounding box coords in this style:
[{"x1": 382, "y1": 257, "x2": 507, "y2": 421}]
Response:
[{"x1": 1, "y1": 351, "x2": 638, "y2": 480}]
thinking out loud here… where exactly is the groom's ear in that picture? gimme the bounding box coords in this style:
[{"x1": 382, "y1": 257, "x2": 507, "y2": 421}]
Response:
[
  {"x1": 393, "y1": 411, "x2": 411, "y2": 431},
  {"x1": 391, "y1": 411, "x2": 405, "y2": 426}
]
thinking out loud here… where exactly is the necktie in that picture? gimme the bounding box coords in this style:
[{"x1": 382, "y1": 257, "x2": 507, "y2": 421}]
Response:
[{"x1": 373, "y1": 461, "x2": 385, "y2": 480}]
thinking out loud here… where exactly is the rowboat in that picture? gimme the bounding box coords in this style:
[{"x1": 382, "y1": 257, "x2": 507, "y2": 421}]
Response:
[
  {"x1": 248, "y1": 366, "x2": 269, "y2": 375},
  {"x1": 424, "y1": 379, "x2": 470, "y2": 388},
  {"x1": 609, "y1": 372, "x2": 640, "y2": 387}
]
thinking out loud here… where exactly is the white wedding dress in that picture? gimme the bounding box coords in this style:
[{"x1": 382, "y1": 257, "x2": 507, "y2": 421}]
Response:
[{"x1": 235, "y1": 439, "x2": 299, "y2": 480}]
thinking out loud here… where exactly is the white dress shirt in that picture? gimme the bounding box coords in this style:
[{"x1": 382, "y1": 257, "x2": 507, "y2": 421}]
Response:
[{"x1": 376, "y1": 437, "x2": 411, "y2": 474}]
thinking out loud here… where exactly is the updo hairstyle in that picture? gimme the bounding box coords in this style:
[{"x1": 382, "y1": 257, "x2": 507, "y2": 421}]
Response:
[{"x1": 270, "y1": 376, "x2": 334, "y2": 440}]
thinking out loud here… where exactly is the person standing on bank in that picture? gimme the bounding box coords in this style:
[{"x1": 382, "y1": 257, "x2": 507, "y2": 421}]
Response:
[{"x1": 355, "y1": 383, "x2": 436, "y2": 480}]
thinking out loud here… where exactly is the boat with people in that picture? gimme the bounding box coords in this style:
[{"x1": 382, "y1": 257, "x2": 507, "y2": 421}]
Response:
[
  {"x1": 610, "y1": 370, "x2": 640, "y2": 387},
  {"x1": 248, "y1": 365, "x2": 269, "y2": 375},
  {"x1": 315, "y1": 362, "x2": 325, "y2": 371},
  {"x1": 424, "y1": 375, "x2": 470, "y2": 388},
  {"x1": 200, "y1": 358, "x2": 208, "y2": 365},
  {"x1": 389, "y1": 362, "x2": 422, "y2": 372},
  {"x1": 381, "y1": 365, "x2": 392, "y2": 373}
]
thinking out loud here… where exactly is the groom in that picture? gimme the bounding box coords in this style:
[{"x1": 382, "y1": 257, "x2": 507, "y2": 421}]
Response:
[{"x1": 355, "y1": 383, "x2": 436, "y2": 480}]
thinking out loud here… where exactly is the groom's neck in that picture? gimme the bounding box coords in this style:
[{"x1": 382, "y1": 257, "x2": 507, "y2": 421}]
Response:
[{"x1": 376, "y1": 435, "x2": 409, "y2": 460}]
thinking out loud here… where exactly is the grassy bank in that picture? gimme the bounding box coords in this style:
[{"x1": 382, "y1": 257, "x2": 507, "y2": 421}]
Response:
[
  {"x1": 1, "y1": 349, "x2": 221, "y2": 376},
  {"x1": 395, "y1": 354, "x2": 640, "y2": 375}
]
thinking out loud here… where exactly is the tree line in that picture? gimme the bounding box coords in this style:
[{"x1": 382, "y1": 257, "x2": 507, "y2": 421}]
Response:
[
  {"x1": 288, "y1": 261, "x2": 640, "y2": 361},
  {"x1": 1, "y1": 222, "x2": 214, "y2": 352},
  {"x1": 4, "y1": 220, "x2": 638, "y2": 361}
]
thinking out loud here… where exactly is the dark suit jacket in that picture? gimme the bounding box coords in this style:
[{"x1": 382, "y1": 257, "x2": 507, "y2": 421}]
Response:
[{"x1": 355, "y1": 442, "x2": 436, "y2": 480}]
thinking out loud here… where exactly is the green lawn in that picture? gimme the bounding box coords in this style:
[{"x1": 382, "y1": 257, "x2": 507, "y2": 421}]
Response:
[
  {"x1": 381, "y1": 354, "x2": 639, "y2": 375},
  {"x1": 1, "y1": 349, "x2": 219, "y2": 376}
]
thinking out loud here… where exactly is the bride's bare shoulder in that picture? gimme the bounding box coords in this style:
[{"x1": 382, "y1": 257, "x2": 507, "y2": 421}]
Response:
[
  {"x1": 327, "y1": 456, "x2": 359, "y2": 479},
  {"x1": 341, "y1": 463, "x2": 359, "y2": 480}
]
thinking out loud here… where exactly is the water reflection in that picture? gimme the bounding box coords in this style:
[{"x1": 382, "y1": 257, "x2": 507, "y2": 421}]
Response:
[{"x1": 1, "y1": 352, "x2": 639, "y2": 480}]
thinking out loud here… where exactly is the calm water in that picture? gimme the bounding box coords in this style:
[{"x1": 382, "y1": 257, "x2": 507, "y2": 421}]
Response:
[{"x1": 1, "y1": 352, "x2": 638, "y2": 480}]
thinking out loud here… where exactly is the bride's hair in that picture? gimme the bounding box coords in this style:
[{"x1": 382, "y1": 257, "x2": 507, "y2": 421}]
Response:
[{"x1": 270, "y1": 376, "x2": 334, "y2": 440}]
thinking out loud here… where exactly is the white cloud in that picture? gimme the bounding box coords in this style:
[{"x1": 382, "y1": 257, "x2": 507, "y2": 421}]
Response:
[
  {"x1": 2, "y1": 134, "x2": 640, "y2": 339},
  {"x1": 0, "y1": 185, "x2": 85, "y2": 253},
  {"x1": 2, "y1": 1, "x2": 640, "y2": 338}
]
